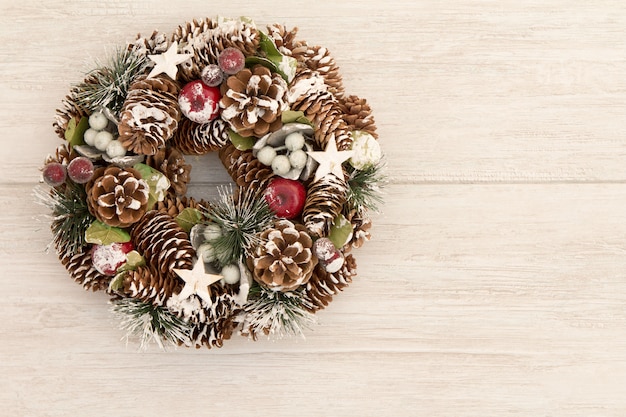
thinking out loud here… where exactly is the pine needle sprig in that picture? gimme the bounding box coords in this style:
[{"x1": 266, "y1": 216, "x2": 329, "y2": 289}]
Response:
[
  {"x1": 346, "y1": 161, "x2": 386, "y2": 213},
  {"x1": 243, "y1": 286, "x2": 317, "y2": 340},
  {"x1": 202, "y1": 186, "x2": 275, "y2": 267},
  {"x1": 111, "y1": 297, "x2": 192, "y2": 351},
  {"x1": 34, "y1": 182, "x2": 94, "y2": 256},
  {"x1": 74, "y1": 47, "x2": 148, "y2": 114}
]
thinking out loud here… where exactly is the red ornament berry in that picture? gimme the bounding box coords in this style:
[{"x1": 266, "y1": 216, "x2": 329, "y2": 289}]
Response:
[
  {"x1": 313, "y1": 238, "x2": 344, "y2": 273},
  {"x1": 90, "y1": 242, "x2": 134, "y2": 276},
  {"x1": 264, "y1": 177, "x2": 306, "y2": 219},
  {"x1": 201, "y1": 64, "x2": 224, "y2": 87},
  {"x1": 67, "y1": 157, "x2": 94, "y2": 184},
  {"x1": 218, "y1": 47, "x2": 245, "y2": 75},
  {"x1": 178, "y1": 80, "x2": 221, "y2": 124},
  {"x1": 42, "y1": 162, "x2": 67, "y2": 187}
]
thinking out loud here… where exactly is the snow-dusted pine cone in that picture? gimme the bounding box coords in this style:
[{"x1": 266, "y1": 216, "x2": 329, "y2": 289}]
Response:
[
  {"x1": 247, "y1": 219, "x2": 318, "y2": 292},
  {"x1": 120, "y1": 265, "x2": 180, "y2": 306},
  {"x1": 173, "y1": 17, "x2": 259, "y2": 82},
  {"x1": 129, "y1": 30, "x2": 169, "y2": 56},
  {"x1": 170, "y1": 117, "x2": 230, "y2": 155},
  {"x1": 86, "y1": 166, "x2": 150, "y2": 228},
  {"x1": 302, "y1": 174, "x2": 348, "y2": 238},
  {"x1": 218, "y1": 143, "x2": 275, "y2": 193},
  {"x1": 131, "y1": 210, "x2": 195, "y2": 278},
  {"x1": 44, "y1": 144, "x2": 77, "y2": 166},
  {"x1": 155, "y1": 195, "x2": 206, "y2": 218},
  {"x1": 118, "y1": 75, "x2": 181, "y2": 155},
  {"x1": 304, "y1": 253, "x2": 357, "y2": 312},
  {"x1": 220, "y1": 65, "x2": 288, "y2": 137},
  {"x1": 145, "y1": 147, "x2": 191, "y2": 196},
  {"x1": 339, "y1": 95, "x2": 378, "y2": 139},
  {"x1": 265, "y1": 23, "x2": 309, "y2": 63},
  {"x1": 303, "y1": 45, "x2": 344, "y2": 98},
  {"x1": 59, "y1": 247, "x2": 110, "y2": 292},
  {"x1": 346, "y1": 210, "x2": 372, "y2": 251},
  {"x1": 167, "y1": 286, "x2": 239, "y2": 348}
]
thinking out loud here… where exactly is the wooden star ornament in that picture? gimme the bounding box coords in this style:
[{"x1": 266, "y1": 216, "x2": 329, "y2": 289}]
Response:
[
  {"x1": 173, "y1": 258, "x2": 223, "y2": 305},
  {"x1": 307, "y1": 136, "x2": 354, "y2": 182},
  {"x1": 147, "y1": 41, "x2": 192, "y2": 79}
]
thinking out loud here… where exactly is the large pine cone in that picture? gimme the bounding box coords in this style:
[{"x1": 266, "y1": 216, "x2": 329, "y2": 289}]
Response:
[
  {"x1": 86, "y1": 166, "x2": 149, "y2": 228},
  {"x1": 304, "y1": 253, "x2": 357, "y2": 312},
  {"x1": 220, "y1": 65, "x2": 288, "y2": 137},
  {"x1": 155, "y1": 195, "x2": 207, "y2": 218},
  {"x1": 131, "y1": 211, "x2": 195, "y2": 278},
  {"x1": 120, "y1": 265, "x2": 180, "y2": 306},
  {"x1": 302, "y1": 174, "x2": 348, "y2": 238},
  {"x1": 247, "y1": 219, "x2": 317, "y2": 292},
  {"x1": 339, "y1": 95, "x2": 378, "y2": 139},
  {"x1": 145, "y1": 147, "x2": 191, "y2": 196},
  {"x1": 170, "y1": 117, "x2": 230, "y2": 155},
  {"x1": 218, "y1": 143, "x2": 275, "y2": 194},
  {"x1": 118, "y1": 75, "x2": 181, "y2": 155},
  {"x1": 174, "y1": 17, "x2": 259, "y2": 82},
  {"x1": 303, "y1": 45, "x2": 344, "y2": 98},
  {"x1": 59, "y1": 247, "x2": 110, "y2": 292}
]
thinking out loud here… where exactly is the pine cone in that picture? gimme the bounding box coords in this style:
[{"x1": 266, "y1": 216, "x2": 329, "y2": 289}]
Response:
[
  {"x1": 121, "y1": 265, "x2": 180, "y2": 306},
  {"x1": 304, "y1": 253, "x2": 357, "y2": 312},
  {"x1": 220, "y1": 65, "x2": 288, "y2": 137},
  {"x1": 174, "y1": 17, "x2": 259, "y2": 82},
  {"x1": 167, "y1": 286, "x2": 239, "y2": 348},
  {"x1": 290, "y1": 86, "x2": 351, "y2": 150},
  {"x1": 53, "y1": 72, "x2": 99, "y2": 139},
  {"x1": 346, "y1": 210, "x2": 372, "y2": 251},
  {"x1": 247, "y1": 219, "x2": 317, "y2": 291},
  {"x1": 44, "y1": 144, "x2": 78, "y2": 166},
  {"x1": 266, "y1": 23, "x2": 309, "y2": 63},
  {"x1": 303, "y1": 45, "x2": 344, "y2": 98},
  {"x1": 339, "y1": 95, "x2": 378, "y2": 139},
  {"x1": 60, "y1": 247, "x2": 110, "y2": 292},
  {"x1": 131, "y1": 210, "x2": 195, "y2": 278},
  {"x1": 170, "y1": 117, "x2": 230, "y2": 155},
  {"x1": 145, "y1": 147, "x2": 191, "y2": 196},
  {"x1": 155, "y1": 195, "x2": 206, "y2": 218},
  {"x1": 129, "y1": 30, "x2": 169, "y2": 56},
  {"x1": 86, "y1": 166, "x2": 149, "y2": 228},
  {"x1": 118, "y1": 75, "x2": 181, "y2": 155},
  {"x1": 218, "y1": 143, "x2": 275, "y2": 194},
  {"x1": 303, "y1": 174, "x2": 348, "y2": 238}
]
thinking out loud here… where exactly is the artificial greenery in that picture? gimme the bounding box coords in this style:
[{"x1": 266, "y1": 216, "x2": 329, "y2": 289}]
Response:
[
  {"x1": 111, "y1": 297, "x2": 192, "y2": 350},
  {"x1": 243, "y1": 285, "x2": 316, "y2": 339},
  {"x1": 74, "y1": 47, "x2": 148, "y2": 114},
  {"x1": 36, "y1": 181, "x2": 94, "y2": 256},
  {"x1": 202, "y1": 186, "x2": 275, "y2": 268},
  {"x1": 346, "y1": 161, "x2": 386, "y2": 213}
]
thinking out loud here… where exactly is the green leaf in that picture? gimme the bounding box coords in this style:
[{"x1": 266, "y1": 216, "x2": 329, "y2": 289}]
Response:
[
  {"x1": 108, "y1": 272, "x2": 126, "y2": 292},
  {"x1": 245, "y1": 56, "x2": 279, "y2": 72},
  {"x1": 64, "y1": 116, "x2": 89, "y2": 147},
  {"x1": 253, "y1": 32, "x2": 298, "y2": 82},
  {"x1": 175, "y1": 208, "x2": 203, "y2": 234},
  {"x1": 228, "y1": 129, "x2": 255, "y2": 150},
  {"x1": 133, "y1": 163, "x2": 170, "y2": 210},
  {"x1": 85, "y1": 220, "x2": 131, "y2": 245},
  {"x1": 328, "y1": 214, "x2": 353, "y2": 248},
  {"x1": 281, "y1": 110, "x2": 314, "y2": 127},
  {"x1": 117, "y1": 250, "x2": 145, "y2": 273}
]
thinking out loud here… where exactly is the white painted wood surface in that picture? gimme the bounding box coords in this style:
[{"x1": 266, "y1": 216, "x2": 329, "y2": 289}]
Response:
[{"x1": 2, "y1": 1, "x2": 626, "y2": 415}]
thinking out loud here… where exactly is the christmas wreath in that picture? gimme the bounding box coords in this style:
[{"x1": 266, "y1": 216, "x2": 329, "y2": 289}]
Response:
[{"x1": 38, "y1": 17, "x2": 384, "y2": 349}]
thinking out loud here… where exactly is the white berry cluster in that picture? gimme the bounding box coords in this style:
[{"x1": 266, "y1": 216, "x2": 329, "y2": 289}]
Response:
[
  {"x1": 256, "y1": 132, "x2": 308, "y2": 177},
  {"x1": 83, "y1": 112, "x2": 128, "y2": 159}
]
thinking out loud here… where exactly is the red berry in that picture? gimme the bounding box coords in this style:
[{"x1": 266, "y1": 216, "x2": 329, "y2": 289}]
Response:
[
  {"x1": 264, "y1": 178, "x2": 306, "y2": 219},
  {"x1": 90, "y1": 242, "x2": 134, "y2": 276},
  {"x1": 201, "y1": 64, "x2": 224, "y2": 87},
  {"x1": 42, "y1": 162, "x2": 67, "y2": 187},
  {"x1": 178, "y1": 80, "x2": 221, "y2": 124},
  {"x1": 67, "y1": 157, "x2": 94, "y2": 184},
  {"x1": 218, "y1": 48, "x2": 245, "y2": 75}
]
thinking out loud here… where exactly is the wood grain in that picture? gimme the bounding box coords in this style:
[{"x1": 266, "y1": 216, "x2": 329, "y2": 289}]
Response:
[{"x1": 1, "y1": 1, "x2": 626, "y2": 416}]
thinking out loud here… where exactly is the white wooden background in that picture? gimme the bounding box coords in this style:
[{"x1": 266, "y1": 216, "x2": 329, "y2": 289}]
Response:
[{"x1": 2, "y1": 1, "x2": 626, "y2": 416}]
